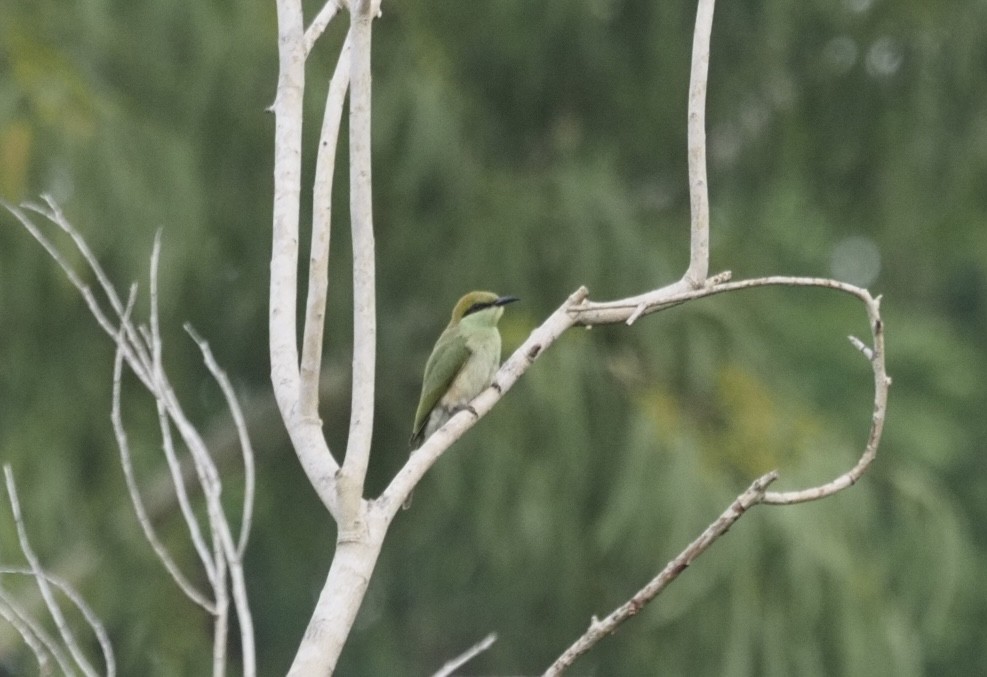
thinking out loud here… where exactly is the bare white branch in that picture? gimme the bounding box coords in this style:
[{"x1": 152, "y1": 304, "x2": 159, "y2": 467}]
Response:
[
  {"x1": 848, "y1": 335, "x2": 873, "y2": 360},
  {"x1": 286, "y1": 5, "x2": 383, "y2": 674},
  {"x1": 0, "y1": 568, "x2": 115, "y2": 676},
  {"x1": 625, "y1": 302, "x2": 647, "y2": 326},
  {"x1": 304, "y1": 0, "x2": 345, "y2": 55},
  {"x1": 432, "y1": 632, "x2": 498, "y2": 677},
  {"x1": 544, "y1": 473, "x2": 778, "y2": 675},
  {"x1": 300, "y1": 30, "x2": 352, "y2": 419},
  {"x1": 762, "y1": 290, "x2": 889, "y2": 505},
  {"x1": 152, "y1": 379, "x2": 256, "y2": 675},
  {"x1": 185, "y1": 324, "x2": 257, "y2": 557},
  {"x1": 271, "y1": 0, "x2": 343, "y2": 516},
  {"x1": 143, "y1": 236, "x2": 219, "y2": 586},
  {"x1": 1, "y1": 200, "x2": 154, "y2": 390},
  {"x1": 0, "y1": 590, "x2": 62, "y2": 674},
  {"x1": 340, "y1": 1, "x2": 377, "y2": 507},
  {"x1": 211, "y1": 535, "x2": 230, "y2": 677},
  {"x1": 3, "y1": 466, "x2": 100, "y2": 677},
  {"x1": 179, "y1": 324, "x2": 256, "y2": 674},
  {"x1": 111, "y1": 289, "x2": 215, "y2": 611},
  {"x1": 286, "y1": 521, "x2": 388, "y2": 677},
  {"x1": 143, "y1": 240, "x2": 257, "y2": 675},
  {"x1": 4, "y1": 199, "x2": 259, "y2": 673},
  {"x1": 685, "y1": 0, "x2": 715, "y2": 286}
]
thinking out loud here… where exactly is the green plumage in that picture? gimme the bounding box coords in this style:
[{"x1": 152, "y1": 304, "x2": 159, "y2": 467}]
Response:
[
  {"x1": 404, "y1": 291, "x2": 518, "y2": 509},
  {"x1": 410, "y1": 328, "x2": 471, "y2": 448}
]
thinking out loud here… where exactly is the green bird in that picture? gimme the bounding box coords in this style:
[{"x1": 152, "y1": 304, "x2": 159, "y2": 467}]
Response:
[{"x1": 404, "y1": 291, "x2": 519, "y2": 509}]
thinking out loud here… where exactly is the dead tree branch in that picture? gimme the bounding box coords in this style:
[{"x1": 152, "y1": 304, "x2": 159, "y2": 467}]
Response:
[
  {"x1": 2, "y1": 466, "x2": 114, "y2": 676},
  {"x1": 544, "y1": 472, "x2": 778, "y2": 676},
  {"x1": 4, "y1": 199, "x2": 258, "y2": 676}
]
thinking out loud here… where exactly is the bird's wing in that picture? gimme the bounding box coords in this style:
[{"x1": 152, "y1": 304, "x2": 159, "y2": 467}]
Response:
[{"x1": 410, "y1": 329, "x2": 472, "y2": 446}]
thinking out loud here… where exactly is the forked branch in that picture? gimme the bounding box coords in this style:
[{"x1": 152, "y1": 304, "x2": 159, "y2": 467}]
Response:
[{"x1": 272, "y1": 0, "x2": 891, "y2": 672}]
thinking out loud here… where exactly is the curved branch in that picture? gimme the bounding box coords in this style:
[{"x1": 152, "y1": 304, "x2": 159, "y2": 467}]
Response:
[
  {"x1": 0, "y1": 590, "x2": 71, "y2": 675},
  {"x1": 3, "y1": 467, "x2": 100, "y2": 677},
  {"x1": 3, "y1": 198, "x2": 154, "y2": 389},
  {"x1": 536, "y1": 275, "x2": 889, "y2": 673},
  {"x1": 300, "y1": 30, "x2": 352, "y2": 419},
  {"x1": 576, "y1": 275, "x2": 891, "y2": 504},
  {"x1": 271, "y1": 0, "x2": 342, "y2": 516},
  {"x1": 383, "y1": 276, "x2": 889, "y2": 532},
  {"x1": 0, "y1": 567, "x2": 116, "y2": 677},
  {"x1": 184, "y1": 324, "x2": 257, "y2": 557},
  {"x1": 111, "y1": 289, "x2": 215, "y2": 611},
  {"x1": 760, "y1": 285, "x2": 889, "y2": 504},
  {"x1": 543, "y1": 472, "x2": 778, "y2": 676}
]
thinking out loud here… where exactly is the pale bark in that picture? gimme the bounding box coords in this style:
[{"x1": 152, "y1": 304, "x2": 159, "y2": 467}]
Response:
[
  {"x1": 268, "y1": 0, "x2": 892, "y2": 672},
  {"x1": 686, "y1": 0, "x2": 715, "y2": 287}
]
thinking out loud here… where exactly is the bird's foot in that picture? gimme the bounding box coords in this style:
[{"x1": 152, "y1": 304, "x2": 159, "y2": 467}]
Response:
[{"x1": 453, "y1": 404, "x2": 479, "y2": 418}]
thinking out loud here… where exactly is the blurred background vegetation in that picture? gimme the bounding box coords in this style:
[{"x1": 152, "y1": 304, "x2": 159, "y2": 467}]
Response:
[{"x1": 1, "y1": 0, "x2": 985, "y2": 674}]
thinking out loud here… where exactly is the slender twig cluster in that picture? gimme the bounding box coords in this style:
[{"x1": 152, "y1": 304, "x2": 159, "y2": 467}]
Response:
[
  {"x1": 3, "y1": 197, "x2": 257, "y2": 676},
  {"x1": 0, "y1": 467, "x2": 115, "y2": 676}
]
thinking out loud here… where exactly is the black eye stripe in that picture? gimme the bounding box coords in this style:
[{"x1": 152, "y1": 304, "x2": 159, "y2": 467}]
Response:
[{"x1": 464, "y1": 301, "x2": 494, "y2": 317}]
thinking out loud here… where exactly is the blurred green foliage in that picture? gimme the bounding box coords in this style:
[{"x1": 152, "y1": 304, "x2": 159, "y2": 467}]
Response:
[{"x1": 1, "y1": 0, "x2": 986, "y2": 674}]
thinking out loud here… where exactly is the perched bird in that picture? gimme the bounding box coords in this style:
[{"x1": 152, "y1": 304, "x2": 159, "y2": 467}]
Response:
[{"x1": 404, "y1": 291, "x2": 519, "y2": 509}]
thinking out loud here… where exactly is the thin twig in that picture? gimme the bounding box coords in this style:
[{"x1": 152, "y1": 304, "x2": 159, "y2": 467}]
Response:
[
  {"x1": 145, "y1": 234, "x2": 218, "y2": 586},
  {"x1": 579, "y1": 276, "x2": 890, "y2": 505},
  {"x1": 432, "y1": 632, "x2": 498, "y2": 677},
  {"x1": 143, "y1": 259, "x2": 256, "y2": 673},
  {"x1": 543, "y1": 472, "x2": 778, "y2": 675},
  {"x1": 2, "y1": 200, "x2": 154, "y2": 390},
  {"x1": 149, "y1": 358, "x2": 257, "y2": 674},
  {"x1": 0, "y1": 591, "x2": 61, "y2": 674},
  {"x1": 185, "y1": 324, "x2": 255, "y2": 674},
  {"x1": 625, "y1": 302, "x2": 647, "y2": 326},
  {"x1": 761, "y1": 291, "x2": 889, "y2": 504},
  {"x1": 185, "y1": 325, "x2": 257, "y2": 557},
  {"x1": 0, "y1": 568, "x2": 115, "y2": 676},
  {"x1": 3, "y1": 466, "x2": 99, "y2": 677},
  {"x1": 2, "y1": 200, "x2": 259, "y2": 668},
  {"x1": 211, "y1": 531, "x2": 230, "y2": 677},
  {"x1": 37, "y1": 196, "x2": 156, "y2": 378},
  {"x1": 152, "y1": 383, "x2": 218, "y2": 586},
  {"x1": 154, "y1": 375, "x2": 258, "y2": 675},
  {"x1": 111, "y1": 290, "x2": 215, "y2": 611}
]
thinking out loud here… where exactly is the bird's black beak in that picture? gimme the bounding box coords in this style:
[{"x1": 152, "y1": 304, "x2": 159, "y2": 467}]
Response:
[{"x1": 494, "y1": 295, "x2": 520, "y2": 307}]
